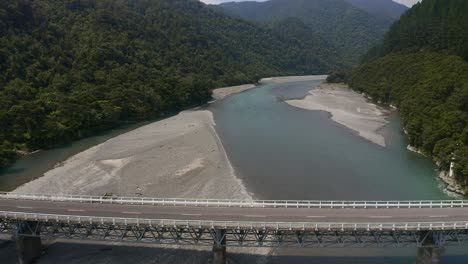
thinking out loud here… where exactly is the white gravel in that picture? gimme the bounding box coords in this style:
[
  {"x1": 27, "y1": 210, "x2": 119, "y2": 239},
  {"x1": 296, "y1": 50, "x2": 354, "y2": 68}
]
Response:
[
  {"x1": 14, "y1": 110, "x2": 251, "y2": 199},
  {"x1": 212, "y1": 84, "x2": 257, "y2": 100},
  {"x1": 286, "y1": 83, "x2": 389, "y2": 147},
  {"x1": 261, "y1": 75, "x2": 328, "y2": 83}
]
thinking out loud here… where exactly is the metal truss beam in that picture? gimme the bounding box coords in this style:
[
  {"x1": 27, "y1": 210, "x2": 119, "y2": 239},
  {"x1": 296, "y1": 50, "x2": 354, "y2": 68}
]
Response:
[{"x1": 3, "y1": 219, "x2": 468, "y2": 248}]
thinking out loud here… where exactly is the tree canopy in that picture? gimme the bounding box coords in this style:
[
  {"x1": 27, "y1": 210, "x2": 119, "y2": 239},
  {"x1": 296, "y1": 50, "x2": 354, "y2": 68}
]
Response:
[
  {"x1": 216, "y1": 0, "x2": 402, "y2": 66},
  {"x1": 0, "y1": 0, "x2": 343, "y2": 168},
  {"x1": 349, "y1": 0, "x2": 468, "y2": 188}
]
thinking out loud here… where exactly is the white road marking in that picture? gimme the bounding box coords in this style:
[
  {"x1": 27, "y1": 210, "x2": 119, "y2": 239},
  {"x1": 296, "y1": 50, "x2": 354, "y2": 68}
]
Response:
[
  {"x1": 369, "y1": 216, "x2": 393, "y2": 219},
  {"x1": 181, "y1": 214, "x2": 202, "y2": 216},
  {"x1": 67, "y1": 209, "x2": 85, "y2": 212},
  {"x1": 17, "y1": 206, "x2": 33, "y2": 209},
  {"x1": 429, "y1": 215, "x2": 449, "y2": 218},
  {"x1": 244, "y1": 215, "x2": 266, "y2": 218},
  {"x1": 122, "y1": 212, "x2": 141, "y2": 215},
  {"x1": 306, "y1": 216, "x2": 326, "y2": 218}
]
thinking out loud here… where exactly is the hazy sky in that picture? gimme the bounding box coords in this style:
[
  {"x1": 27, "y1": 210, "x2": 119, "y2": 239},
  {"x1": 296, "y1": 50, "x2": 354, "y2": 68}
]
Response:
[{"x1": 201, "y1": 0, "x2": 420, "y2": 7}]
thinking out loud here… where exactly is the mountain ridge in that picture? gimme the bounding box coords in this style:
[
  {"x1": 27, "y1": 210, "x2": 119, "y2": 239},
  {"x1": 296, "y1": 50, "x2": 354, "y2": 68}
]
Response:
[
  {"x1": 343, "y1": 0, "x2": 407, "y2": 20},
  {"x1": 216, "y1": 0, "x2": 400, "y2": 65}
]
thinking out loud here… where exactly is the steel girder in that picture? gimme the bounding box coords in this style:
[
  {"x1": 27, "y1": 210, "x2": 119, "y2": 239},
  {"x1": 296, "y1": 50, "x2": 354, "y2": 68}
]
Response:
[{"x1": 2, "y1": 219, "x2": 468, "y2": 248}]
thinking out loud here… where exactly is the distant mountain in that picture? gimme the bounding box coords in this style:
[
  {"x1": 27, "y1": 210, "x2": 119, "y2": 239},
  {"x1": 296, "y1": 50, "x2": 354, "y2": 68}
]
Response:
[
  {"x1": 264, "y1": 17, "x2": 342, "y2": 70},
  {"x1": 217, "y1": 0, "x2": 397, "y2": 65},
  {"x1": 349, "y1": 0, "x2": 468, "y2": 189},
  {"x1": 343, "y1": 0, "x2": 408, "y2": 20}
]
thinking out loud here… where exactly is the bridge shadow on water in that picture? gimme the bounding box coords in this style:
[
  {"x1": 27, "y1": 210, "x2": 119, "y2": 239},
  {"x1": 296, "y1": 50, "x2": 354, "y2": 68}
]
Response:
[{"x1": 1, "y1": 239, "x2": 468, "y2": 264}]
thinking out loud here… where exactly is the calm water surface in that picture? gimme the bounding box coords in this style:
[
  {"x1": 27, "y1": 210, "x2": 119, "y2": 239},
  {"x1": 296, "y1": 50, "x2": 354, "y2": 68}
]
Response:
[
  {"x1": 210, "y1": 79, "x2": 468, "y2": 263},
  {"x1": 1, "y1": 79, "x2": 466, "y2": 263},
  {"x1": 211, "y1": 80, "x2": 451, "y2": 200}
]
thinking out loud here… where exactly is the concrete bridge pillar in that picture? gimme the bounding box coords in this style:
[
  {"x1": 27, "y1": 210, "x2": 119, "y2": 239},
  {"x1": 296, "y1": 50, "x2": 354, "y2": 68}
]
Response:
[
  {"x1": 416, "y1": 247, "x2": 443, "y2": 264},
  {"x1": 212, "y1": 229, "x2": 227, "y2": 264},
  {"x1": 415, "y1": 231, "x2": 444, "y2": 264},
  {"x1": 16, "y1": 221, "x2": 42, "y2": 264}
]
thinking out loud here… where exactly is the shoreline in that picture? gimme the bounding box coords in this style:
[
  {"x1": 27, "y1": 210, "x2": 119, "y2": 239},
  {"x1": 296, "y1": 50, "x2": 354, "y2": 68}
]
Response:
[
  {"x1": 13, "y1": 109, "x2": 252, "y2": 200},
  {"x1": 439, "y1": 170, "x2": 466, "y2": 196},
  {"x1": 11, "y1": 78, "x2": 310, "y2": 262},
  {"x1": 13, "y1": 78, "x2": 263, "y2": 199},
  {"x1": 406, "y1": 145, "x2": 427, "y2": 157},
  {"x1": 11, "y1": 75, "x2": 325, "y2": 197},
  {"x1": 261, "y1": 75, "x2": 328, "y2": 83},
  {"x1": 406, "y1": 145, "x2": 466, "y2": 196},
  {"x1": 212, "y1": 84, "x2": 257, "y2": 100},
  {"x1": 286, "y1": 83, "x2": 389, "y2": 147}
]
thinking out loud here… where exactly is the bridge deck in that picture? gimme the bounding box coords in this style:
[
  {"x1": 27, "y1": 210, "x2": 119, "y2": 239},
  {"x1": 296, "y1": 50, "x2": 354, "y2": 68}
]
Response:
[
  {"x1": 2, "y1": 196, "x2": 468, "y2": 249},
  {"x1": 2, "y1": 199, "x2": 468, "y2": 225}
]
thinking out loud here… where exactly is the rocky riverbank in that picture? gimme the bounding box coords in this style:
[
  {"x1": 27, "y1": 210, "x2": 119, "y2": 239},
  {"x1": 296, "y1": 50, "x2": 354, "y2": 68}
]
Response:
[
  {"x1": 407, "y1": 145, "x2": 466, "y2": 196},
  {"x1": 439, "y1": 170, "x2": 467, "y2": 196}
]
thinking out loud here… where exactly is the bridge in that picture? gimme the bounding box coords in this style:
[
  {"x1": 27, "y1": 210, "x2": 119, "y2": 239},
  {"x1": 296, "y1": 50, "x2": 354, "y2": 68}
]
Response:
[{"x1": 1, "y1": 193, "x2": 468, "y2": 263}]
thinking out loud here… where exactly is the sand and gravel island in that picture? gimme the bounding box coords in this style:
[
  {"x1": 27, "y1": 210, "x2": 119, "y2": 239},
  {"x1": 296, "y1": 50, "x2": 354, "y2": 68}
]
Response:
[
  {"x1": 14, "y1": 84, "x2": 259, "y2": 199},
  {"x1": 286, "y1": 83, "x2": 390, "y2": 147},
  {"x1": 14, "y1": 109, "x2": 252, "y2": 199},
  {"x1": 13, "y1": 77, "x2": 390, "y2": 198},
  {"x1": 14, "y1": 75, "x2": 335, "y2": 198}
]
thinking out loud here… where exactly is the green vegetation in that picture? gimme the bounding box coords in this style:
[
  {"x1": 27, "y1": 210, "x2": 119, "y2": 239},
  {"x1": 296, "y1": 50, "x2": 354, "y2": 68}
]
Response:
[
  {"x1": 343, "y1": 0, "x2": 407, "y2": 20},
  {"x1": 0, "y1": 0, "x2": 342, "y2": 169},
  {"x1": 349, "y1": 0, "x2": 468, "y2": 188},
  {"x1": 217, "y1": 0, "x2": 403, "y2": 65},
  {"x1": 326, "y1": 71, "x2": 349, "y2": 84},
  {"x1": 364, "y1": 0, "x2": 468, "y2": 61}
]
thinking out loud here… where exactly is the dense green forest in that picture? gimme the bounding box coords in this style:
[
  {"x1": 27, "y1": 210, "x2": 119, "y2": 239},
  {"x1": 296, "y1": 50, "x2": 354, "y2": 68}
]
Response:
[
  {"x1": 349, "y1": 0, "x2": 468, "y2": 188},
  {"x1": 0, "y1": 0, "x2": 343, "y2": 168},
  {"x1": 364, "y1": 0, "x2": 468, "y2": 61},
  {"x1": 343, "y1": 0, "x2": 407, "y2": 20},
  {"x1": 216, "y1": 0, "x2": 406, "y2": 65}
]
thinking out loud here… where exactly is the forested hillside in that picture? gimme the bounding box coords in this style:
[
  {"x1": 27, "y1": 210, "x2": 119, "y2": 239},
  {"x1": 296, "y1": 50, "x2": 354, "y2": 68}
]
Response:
[
  {"x1": 349, "y1": 0, "x2": 468, "y2": 188},
  {"x1": 0, "y1": 0, "x2": 342, "y2": 168},
  {"x1": 217, "y1": 0, "x2": 403, "y2": 65},
  {"x1": 343, "y1": 0, "x2": 407, "y2": 20},
  {"x1": 364, "y1": 0, "x2": 468, "y2": 61}
]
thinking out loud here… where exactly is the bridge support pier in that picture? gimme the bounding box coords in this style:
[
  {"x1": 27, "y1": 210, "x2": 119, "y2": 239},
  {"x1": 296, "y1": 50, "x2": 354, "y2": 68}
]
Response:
[
  {"x1": 416, "y1": 247, "x2": 443, "y2": 264},
  {"x1": 416, "y1": 231, "x2": 444, "y2": 264},
  {"x1": 16, "y1": 221, "x2": 42, "y2": 264},
  {"x1": 212, "y1": 229, "x2": 227, "y2": 264}
]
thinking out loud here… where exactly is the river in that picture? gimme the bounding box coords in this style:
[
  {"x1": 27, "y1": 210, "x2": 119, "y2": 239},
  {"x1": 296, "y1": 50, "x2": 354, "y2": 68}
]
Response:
[
  {"x1": 210, "y1": 79, "x2": 467, "y2": 263},
  {"x1": 212, "y1": 79, "x2": 452, "y2": 200},
  {"x1": 1, "y1": 78, "x2": 467, "y2": 263}
]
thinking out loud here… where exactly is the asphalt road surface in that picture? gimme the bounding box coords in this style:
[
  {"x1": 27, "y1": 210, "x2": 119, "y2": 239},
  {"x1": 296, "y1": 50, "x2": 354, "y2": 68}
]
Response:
[{"x1": 1, "y1": 199, "x2": 468, "y2": 223}]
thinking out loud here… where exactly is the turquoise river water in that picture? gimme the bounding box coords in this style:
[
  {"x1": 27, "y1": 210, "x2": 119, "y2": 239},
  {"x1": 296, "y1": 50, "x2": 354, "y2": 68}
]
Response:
[
  {"x1": 1, "y1": 79, "x2": 467, "y2": 263},
  {"x1": 211, "y1": 79, "x2": 452, "y2": 200}
]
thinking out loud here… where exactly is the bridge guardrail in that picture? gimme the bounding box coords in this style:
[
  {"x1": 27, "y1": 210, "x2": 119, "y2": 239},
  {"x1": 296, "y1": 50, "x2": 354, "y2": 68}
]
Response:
[
  {"x1": 1, "y1": 192, "x2": 467, "y2": 209},
  {"x1": 2, "y1": 211, "x2": 468, "y2": 232}
]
